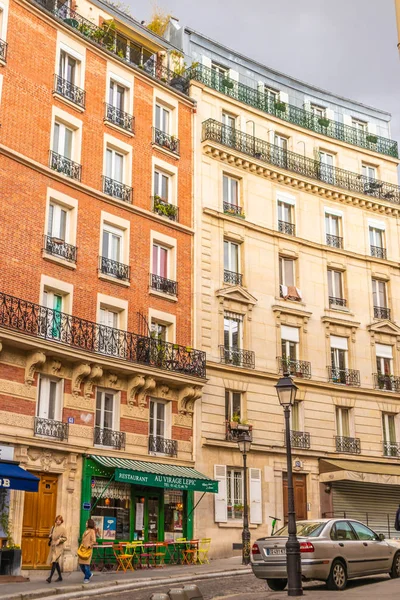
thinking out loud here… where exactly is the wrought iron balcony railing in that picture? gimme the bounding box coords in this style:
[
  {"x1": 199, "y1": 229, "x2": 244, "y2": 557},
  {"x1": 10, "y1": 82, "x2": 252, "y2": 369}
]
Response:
[
  {"x1": 373, "y1": 373, "x2": 400, "y2": 392},
  {"x1": 34, "y1": 417, "x2": 69, "y2": 441},
  {"x1": 278, "y1": 220, "x2": 295, "y2": 236},
  {"x1": 54, "y1": 74, "x2": 86, "y2": 108},
  {"x1": 223, "y1": 202, "x2": 245, "y2": 218},
  {"x1": 335, "y1": 436, "x2": 361, "y2": 454},
  {"x1": 94, "y1": 427, "x2": 126, "y2": 450},
  {"x1": 328, "y1": 367, "x2": 360, "y2": 386},
  {"x1": 374, "y1": 306, "x2": 391, "y2": 320},
  {"x1": 148, "y1": 435, "x2": 177, "y2": 457},
  {"x1": 383, "y1": 441, "x2": 400, "y2": 457},
  {"x1": 0, "y1": 39, "x2": 7, "y2": 63},
  {"x1": 370, "y1": 246, "x2": 387, "y2": 259},
  {"x1": 153, "y1": 128, "x2": 180, "y2": 155},
  {"x1": 224, "y1": 269, "x2": 243, "y2": 286},
  {"x1": 0, "y1": 291, "x2": 206, "y2": 377},
  {"x1": 44, "y1": 235, "x2": 77, "y2": 263},
  {"x1": 290, "y1": 430, "x2": 311, "y2": 449},
  {"x1": 202, "y1": 120, "x2": 400, "y2": 205},
  {"x1": 220, "y1": 345, "x2": 255, "y2": 369},
  {"x1": 104, "y1": 103, "x2": 134, "y2": 133},
  {"x1": 326, "y1": 234, "x2": 343, "y2": 248},
  {"x1": 152, "y1": 196, "x2": 179, "y2": 221},
  {"x1": 103, "y1": 176, "x2": 132, "y2": 203},
  {"x1": 150, "y1": 273, "x2": 178, "y2": 296},
  {"x1": 278, "y1": 357, "x2": 312, "y2": 379},
  {"x1": 225, "y1": 421, "x2": 253, "y2": 442},
  {"x1": 329, "y1": 296, "x2": 347, "y2": 308},
  {"x1": 49, "y1": 150, "x2": 81, "y2": 181},
  {"x1": 190, "y1": 64, "x2": 398, "y2": 158},
  {"x1": 99, "y1": 256, "x2": 130, "y2": 281}
]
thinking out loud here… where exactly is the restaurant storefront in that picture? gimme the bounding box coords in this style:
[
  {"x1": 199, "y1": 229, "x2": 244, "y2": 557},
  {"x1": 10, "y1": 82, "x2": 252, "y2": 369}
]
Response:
[{"x1": 80, "y1": 456, "x2": 218, "y2": 543}]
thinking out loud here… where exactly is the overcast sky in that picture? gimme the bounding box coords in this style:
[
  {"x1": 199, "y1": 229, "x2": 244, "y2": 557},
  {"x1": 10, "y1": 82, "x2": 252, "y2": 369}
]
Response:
[{"x1": 134, "y1": 0, "x2": 400, "y2": 144}]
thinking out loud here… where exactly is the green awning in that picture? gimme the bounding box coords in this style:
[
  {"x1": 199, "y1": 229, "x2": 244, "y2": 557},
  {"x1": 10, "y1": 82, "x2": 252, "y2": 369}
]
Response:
[{"x1": 89, "y1": 455, "x2": 218, "y2": 493}]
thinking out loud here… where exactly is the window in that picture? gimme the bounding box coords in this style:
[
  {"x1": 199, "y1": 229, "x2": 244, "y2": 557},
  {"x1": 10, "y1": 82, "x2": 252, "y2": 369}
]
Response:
[
  {"x1": 211, "y1": 62, "x2": 228, "y2": 77},
  {"x1": 96, "y1": 390, "x2": 116, "y2": 431},
  {"x1": 106, "y1": 147, "x2": 124, "y2": 183},
  {"x1": 100, "y1": 306, "x2": 118, "y2": 329},
  {"x1": 225, "y1": 390, "x2": 241, "y2": 421},
  {"x1": 279, "y1": 257, "x2": 295, "y2": 287},
  {"x1": 151, "y1": 321, "x2": 167, "y2": 342},
  {"x1": 290, "y1": 401, "x2": 300, "y2": 431},
  {"x1": 109, "y1": 80, "x2": 125, "y2": 111},
  {"x1": 154, "y1": 170, "x2": 170, "y2": 201},
  {"x1": 265, "y1": 87, "x2": 279, "y2": 103},
  {"x1": 330, "y1": 336, "x2": 348, "y2": 382},
  {"x1": 222, "y1": 113, "x2": 236, "y2": 145},
  {"x1": 223, "y1": 175, "x2": 239, "y2": 207},
  {"x1": 311, "y1": 104, "x2": 326, "y2": 118},
  {"x1": 352, "y1": 118, "x2": 367, "y2": 132},
  {"x1": 152, "y1": 243, "x2": 168, "y2": 279},
  {"x1": 372, "y1": 279, "x2": 387, "y2": 310},
  {"x1": 48, "y1": 203, "x2": 67, "y2": 241},
  {"x1": 43, "y1": 289, "x2": 63, "y2": 339},
  {"x1": 330, "y1": 521, "x2": 356, "y2": 541},
  {"x1": 59, "y1": 50, "x2": 77, "y2": 85},
  {"x1": 102, "y1": 224, "x2": 123, "y2": 264},
  {"x1": 281, "y1": 325, "x2": 299, "y2": 363},
  {"x1": 53, "y1": 122, "x2": 73, "y2": 159},
  {"x1": 336, "y1": 406, "x2": 350, "y2": 437},
  {"x1": 227, "y1": 469, "x2": 243, "y2": 520},
  {"x1": 275, "y1": 134, "x2": 288, "y2": 151},
  {"x1": 149, "y1": 399, "x2": 166, "y2": 439},
  {"x1": 224, "y1": 313, "x2": 242, "y2": 350},
  {"x1": 325, "y1": 212, "x2": 342, "y2": 247},
  {"x1": 155, "y1": 104, "x2": 170, "y2": 133},
  {"x1": 349, "y1": 521, "x2": 377, "y2": 541},
  {"x1": 382, "y1": 413, "x2": 396, "y2": 445},
  {"x1": 328, "y1": 270, "x2": 344, "y2": 304},
  {"x1": 37, "y1": 376, "x2": 62, "y2": 421},
  {"x1": 320, "y1": 151, "x2": 335, "y2": 184},
  {"x1": 369, "y1": 226, "x2": 385, "y2": 258},
  {"x1": 376, "y1": 344, "x2": 393, "y2": 376},
  {"x1": 222, "y1": 113, "x2": 236, "y2": 130},
  {"x1": 362, "y1": 163, "x2": 376, "y2": 180},
  {"x1": 278, "y1": 200, "x2": 294, "y2": 226},
  {"x1": 224, "y1": 240, "x2": 239, "y2": 274}
]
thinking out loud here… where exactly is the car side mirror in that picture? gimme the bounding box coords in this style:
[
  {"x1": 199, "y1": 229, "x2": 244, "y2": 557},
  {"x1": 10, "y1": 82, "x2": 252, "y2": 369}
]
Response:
[{"x1": 378, "y1": 533, "x2": 385, "y2": 541}]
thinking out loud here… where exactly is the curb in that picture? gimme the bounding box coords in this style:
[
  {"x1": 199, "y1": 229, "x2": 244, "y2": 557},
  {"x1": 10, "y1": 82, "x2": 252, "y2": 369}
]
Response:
[{"x1": 1, "y1": 567, "x2": 252, "y2": 600}]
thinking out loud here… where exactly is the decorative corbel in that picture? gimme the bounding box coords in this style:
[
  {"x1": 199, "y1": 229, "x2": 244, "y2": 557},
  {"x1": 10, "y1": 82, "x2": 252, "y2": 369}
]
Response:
[
  {"x1": 137, "y1": 376, "x2": 156, "y2": 408},
  {"x1": 302, "y1": 316, "x2": 309, "y2": 334},
  {"x1": 127, "y1": 374, "x2": 145, "y2": 406},
  {"x1": 106, "y1": 372, "x2": 118, "y2": 388},
  {"x1": 247, "y1": 305, "x2": 253, "y2": 322},
  {"x1": 177, "y1": 385, "x2": 202, "y2": 415},
  {"x1": 351, "y1": 327, "x2": 357, "y2": 344},
  {"x1": 396, "y1": 336, "x2": 400, "y2": 353},
  {"x1": 324, "y1": 322, "x2": 331, "y2": 338},
  {"x1": 71, "y1": 363, "x2": 91, "y2": 397},
  {"x1": 218, "y1": 297, "x2": 224, "y2": 315},
  {"x1": 370, "y1": 331, "x2": 375, "y2": 346},
  {"x1": 84, "y1": 365, "x2": 103, "y2": 399},
  {"x1": 159, "y1": 385, "x2": 170, "y2": 399},
  {"x1": 50, "y1": 359, "x2": 62, "y2": 375},
  {"x1": 25, "y1": 351, "x2": 46, "y2": 385}
]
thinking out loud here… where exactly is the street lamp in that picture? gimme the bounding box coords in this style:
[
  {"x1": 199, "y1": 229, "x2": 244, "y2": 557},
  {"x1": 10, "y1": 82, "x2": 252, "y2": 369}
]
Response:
[
  {"x1": 275, "y1": 373, "x2": 303, "y2": 597},
  {"x1": 237, "y1": 430, "x2": 252, "y2": 565}
]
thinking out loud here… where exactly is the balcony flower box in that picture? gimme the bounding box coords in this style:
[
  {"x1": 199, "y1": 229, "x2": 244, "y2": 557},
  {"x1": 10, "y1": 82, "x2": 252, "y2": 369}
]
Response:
[
  {"x1": 229, "y1": 420, "x2": 252, "y2": 432},
  {"x1": 318, "y1": 117, "x2": 330, "y2": 128},
  {"x1": 367, "y1": 134, "x2": 378, "y2": 144}
]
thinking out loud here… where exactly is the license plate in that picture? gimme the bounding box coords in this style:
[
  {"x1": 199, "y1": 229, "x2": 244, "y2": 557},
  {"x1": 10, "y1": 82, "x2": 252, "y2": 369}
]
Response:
[{"x1": 266, "y1": 548, "x2": 286, "y2": 555}]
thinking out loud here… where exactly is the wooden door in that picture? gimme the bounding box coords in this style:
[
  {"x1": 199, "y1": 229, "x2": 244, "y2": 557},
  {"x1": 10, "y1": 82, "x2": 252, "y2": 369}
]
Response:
[
  {"x1": 21, "y1": 474, "x2": 58, "y2": 568},
  {"x1": 283, "y1": 473, "x2": 307, "y2": 524}
]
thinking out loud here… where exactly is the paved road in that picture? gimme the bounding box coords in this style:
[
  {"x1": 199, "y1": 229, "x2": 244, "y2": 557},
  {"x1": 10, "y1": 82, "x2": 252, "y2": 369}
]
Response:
[{"x1": 94, "y1": 572, "x2": 400, "y2": 600}]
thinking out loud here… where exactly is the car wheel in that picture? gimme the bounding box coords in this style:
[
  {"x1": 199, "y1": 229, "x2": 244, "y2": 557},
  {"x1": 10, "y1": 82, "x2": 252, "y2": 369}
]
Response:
[
  {"x1": 327, "y1": 559, "x2": 347, "y2": 591},
  {"x1": 390, "y1": 551, "x2": 400, "y2": 578},
  {"x1": 266, "y1": 578, "x2": 287, "y2": 591}
]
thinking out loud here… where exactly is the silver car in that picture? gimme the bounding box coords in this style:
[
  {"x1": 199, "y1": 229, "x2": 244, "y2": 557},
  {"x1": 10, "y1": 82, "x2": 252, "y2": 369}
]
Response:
[{"x1": 251, "y1": 518, "x2": 400, "y2": 591}]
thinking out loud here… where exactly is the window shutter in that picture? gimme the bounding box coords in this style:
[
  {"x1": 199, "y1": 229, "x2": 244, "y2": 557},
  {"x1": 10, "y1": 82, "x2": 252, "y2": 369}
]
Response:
[
  {"x1": 257, "y1": 80, "x2": 264, "y2": 94},
  {"x1": 343, "y1": 114, "x2": 352, "y2": 127},
  {"x1": 325, "y1": 108, "x2": 335, "y2": 120},
  {"x1": 214, "y1": 465, "x2": 227, "y2": 523},
  {"x1": 228, "y1": 69, "x2": 239, "y2": 82},
  {"x1": 279, "y1": 91, "x2": 289, "y2": 104},
  {"x1": 376, "y1": 344, "x2": 393, "y2": 359},
  {"x1": 330, "y1": 336, "x2": 348, "y2": 350},
  {"x1": 201, "y1": 55, "x2": 212, "y2": 68},
  {"x1": 367, "y1": 122, "x2": 377, "y2": 135},
  {"x1": 249, "y1": 468, "x2": 262, "y2": 524},
  {"x1": 303, "y1": 100, "x2": 311, "y2": 112}
]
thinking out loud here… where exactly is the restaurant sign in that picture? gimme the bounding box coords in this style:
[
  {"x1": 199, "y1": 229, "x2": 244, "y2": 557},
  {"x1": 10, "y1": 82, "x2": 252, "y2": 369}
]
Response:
[{"x1": 115, "y1": 469, "x2": 218, "y2": 493}]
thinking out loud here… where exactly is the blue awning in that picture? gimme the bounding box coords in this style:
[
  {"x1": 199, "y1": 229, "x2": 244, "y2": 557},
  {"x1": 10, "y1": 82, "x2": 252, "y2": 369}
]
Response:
[{"x1": 0, "y1": 462, "x2": 40, "y2": 492}]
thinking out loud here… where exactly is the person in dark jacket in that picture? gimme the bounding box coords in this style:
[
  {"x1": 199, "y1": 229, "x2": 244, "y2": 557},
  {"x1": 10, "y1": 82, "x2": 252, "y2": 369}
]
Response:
[{"x1": 395, "y1": 504, "x2": 400, "y2": 532}]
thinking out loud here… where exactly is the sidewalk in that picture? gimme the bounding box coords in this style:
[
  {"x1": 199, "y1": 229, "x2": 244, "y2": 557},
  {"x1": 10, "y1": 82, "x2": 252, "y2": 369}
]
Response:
[{"x1": 0, "y1": 556, "x2": 251, "y2": 600}]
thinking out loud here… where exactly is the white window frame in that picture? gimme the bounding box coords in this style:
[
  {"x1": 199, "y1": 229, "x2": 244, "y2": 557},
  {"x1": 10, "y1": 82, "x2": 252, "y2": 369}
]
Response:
[
  {"x1": 352, "y1": 118, "x2": 367, "y2": 131},
  {"x1": 106, "y1": 146, "x2": 125, "y2": 183},
  {"x1": 279, "y1": 256, "x2": 295, "y2": 287},
  {"x1": 222, "y1": 112, "x2": 236, "y2": 129},
  {"x1": 149, "y1": 398, "x2": 171, "y2": 441},
  {"x1": 37, "y1": 375, "x2": 63, "y2": 422},
  {"x1": 223, "y1": 174, "x2": 240, "y2": 206},
  {"x1": 148, "y1": 308, "x2": 176, "y2": 344},
  {"x1": 311, "y1": 104, "x2": 326, "y2": 117},
  {"x1": 277, "y1": 200, "x2": 294, "y2": 225},
  {"x1": 225, "y1": 390, "x2": 242, "y2": 421},
  {"x1": 58, "y1": 49, "x2": 79, "y2": 85},
  {"x1": 0, "y1": 2, "x2": 10, "y2": 45},
  {"x1": 102, "y1": 223, "x2": 123, "y2": 263},
  {"x1": 328, "y1": 269, "x2": 343, "y2": 299},
  {"x1": 226, "y1": 468, "x2": 244, "y2": 520},
  {"x1": 109, "y1": 79, "x2": 126, "y2": 111},
  {"x1": 372, "y1": 279, "x2": 387, "y2": 309},
  {"x1": 274, "y1": 134, "x2": 288, "y2": 150},
  {"x1": 224, "y1": 314, "x2": 243, "y2": 349},
  {"x1": 40, "y1": 275, "x2": 73, "y2": 315},
  {"x1": 95, "y1": 389, "x2": 119, "y2": 433},
  {"x1": 325, "y1": 212, "x2": 341, "y2": 238},
  {"x1": 154, "y1": 169, "x2": 171, "y2": 201},
  {"x1": 382, "y1": 413, "x2": 397, "y2": 444},
  {"x1": 155, "y1": 103, "x2": 170, "y2": 133},
  {"x1": 152, "y1": 242, "x2": 169, "y2": 278},
  {"x1": 51, "y1": 107, "x2": 82, "y2": 164},
  {"x1": 362, "y1": 163, "x2": 377, "y2": 180},
  {"x1": 336, "y1": 406, "x2": 352, "y2": 438},
  {"x1": 45, "y1": 190, "x2": 78, "y2": 250},
  {"x1": 369, "y1": 227, "x2": 385, "y2": 251},
  {"x1": 97, "y1": 293, "x2": 128, "y2": 331},
  {"x1": 224, "y1": 240, "x2": 240, "y2": 274},
  {"x1": 47, "y1": 202, "x2": 69, "y2": 241}
]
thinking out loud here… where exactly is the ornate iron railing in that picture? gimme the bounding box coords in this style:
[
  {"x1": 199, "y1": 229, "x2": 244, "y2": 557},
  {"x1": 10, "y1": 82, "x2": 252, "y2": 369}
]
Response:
[
  {"x1": 102, "y1": 176, "x2": 132, "y2": 203},
  {"x1": 328, "y1": 367, "x2": 360, "y2": 386},
  {"x1": 374, "y1": 306, "x2": 391, "y2": 320},
  {"x1": 148, "y1": 435, "x2": 177, "y2": 457},
  {"x1": 49, "y1": 150, "x2": 81, "y2": 181},
  {"x1": 335, "y1": 436, "x2": 361, "y2": 454},
  {"x1": 94, "y1": 427, "x2": 126, "y2": 450},
  {"x1": 153, "y1": 128, "x2": 180, "y2": 155},
  {"x1": 383, "y1": 441, "x2": 400, "y2": 457},
  {"x1": 104, "y1": 103, "x2": 134, "y2": 133},
  {"x1": 278, "y1": 221, "x2": 295, "y2": 236},
  {"x1": 225, "y1": 421, "x2": 253, "y2": 442},
  {"x1": 202, "y1": 120, "x2": 400, "y2": 205},
  {"x1": 326, "y1": 234, "x2": 343, "y2": 248},
  {"x1": 290, "y1": 430, "x2": 311, "y2": 450},
  {"x1": 99, "y1": 256, "x2": 130, "y2": 281},
  {"x1": 278, "y1": 357, "x2": 312, "y2": 379},
  {"x1": 54, "y1": 74, "x2": 86, "y2": 108},
  {"x1": 220, "y1": 345, "x2": 255, "y2": 369},
  {"x1": 224, "y1": 270, "x2": 243, "y2": 286},
  {"x1": 0, "y1": 291, "x2": 206, "y2": 377},
  {"x1": 0, "y1": 39, "x2": 7, "y2": 63},
  {"x1": 373, "y1": 373, "x2": 400, "y2": 392},
  {"x1": 329, "y1": 296, "x2": 347, "y2": 308},
  {"x1": 34, "y1": 417, "x2": 69, "y2": 441},
  {"x1": 44, "y1": 235, "x2": 77, "y2": 263},
  {"x1": 370, "y1": 246, "x2": 387, "y2": 259},
  {"x1": 190, "y1": 64, "x2": 398, "y2": 158},
  {"x1": 223, "y1": 202, "x2": 245, "y2": 218},
  {"x1": 150, "y1": 273, "x2": 178, "y2": 296},
  {"x1": 152, "y1": 196, "x2": 179, "y2": 221}
]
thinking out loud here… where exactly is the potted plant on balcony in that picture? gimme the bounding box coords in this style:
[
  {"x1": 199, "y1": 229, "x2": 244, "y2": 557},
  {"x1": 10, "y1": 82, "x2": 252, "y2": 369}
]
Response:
[
  {"x1": 366, "y1": 134, "x2": 378, "y2": 144},
  {"x1": 154, "y1": 196, "x2": 177, "y2": 219},
  {"x1": 275, "y1": 100, "x2": 287, "y2": 113},
  {"x1": 222, "y1": 78, "x2": 234, "y2": 90},
  {"x1": 170, "y1": 62, "x2": 188, "y2": 93},
  {"x1": 0, "y1": 501, "x2": 21, "y2": 576},
  {"x1": 318, "y1": 117, "x2": 330, "y2": 129}
]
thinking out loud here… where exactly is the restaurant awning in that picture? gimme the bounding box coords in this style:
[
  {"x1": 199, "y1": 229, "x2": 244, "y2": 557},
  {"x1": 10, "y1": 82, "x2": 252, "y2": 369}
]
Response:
[
  {"x1": 90, "y1": 455, "x2": 218, "y2": 493},
  {"x1": 0, "y1": 462, "x2": 40, "y2": 492},
  {"x1": 320, "y1": 458, "x2": 400, "y2": 485}
]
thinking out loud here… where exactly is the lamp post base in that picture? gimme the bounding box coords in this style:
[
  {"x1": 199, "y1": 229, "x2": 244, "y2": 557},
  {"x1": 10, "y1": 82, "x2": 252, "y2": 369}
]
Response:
[
  {"x1": 286, "y1": 537, "x2": 303, "y2": 596},
  {"x1": 242, "y1": 527, "x2": 251, "y2": 565}
]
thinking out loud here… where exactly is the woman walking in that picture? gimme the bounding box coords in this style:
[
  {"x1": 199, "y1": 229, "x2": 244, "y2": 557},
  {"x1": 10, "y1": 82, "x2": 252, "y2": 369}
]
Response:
[
  {"x1": 46, "y1": 515, "x2": 67, "y2": 583},
  {"x1": 78, "y1": 518, "x2": 96, "y2": 583}
]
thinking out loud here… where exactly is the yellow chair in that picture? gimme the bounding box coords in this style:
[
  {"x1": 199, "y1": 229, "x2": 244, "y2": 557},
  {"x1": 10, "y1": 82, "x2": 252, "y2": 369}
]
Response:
[
  {"x1": 197, "y1": 538, "x2": 211, "y2": 564},
  {"x1": 182, "y1": 539, "x2": 199, "y2": 565},
  {"x1": 113, "y1": 543, "x2": 134, "y2": 572},
  {"x1": 126, "y1": 541, "x2": 142, "y2": 568}
]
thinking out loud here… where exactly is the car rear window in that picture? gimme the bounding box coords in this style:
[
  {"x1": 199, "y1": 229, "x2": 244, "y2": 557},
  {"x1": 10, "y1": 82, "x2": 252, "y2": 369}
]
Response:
[{"x1": 273, "y1": 522, "x2": 326, "y2": 538}]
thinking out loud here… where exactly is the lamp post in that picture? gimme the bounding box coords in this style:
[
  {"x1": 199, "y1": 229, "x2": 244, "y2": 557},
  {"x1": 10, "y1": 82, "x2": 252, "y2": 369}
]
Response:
[
  {"x1": 237, "y1": 430, "x2": 252, "y2": 565},
  {"x1": 275, "y1": 373, "x2": 303, "y2": 597}
]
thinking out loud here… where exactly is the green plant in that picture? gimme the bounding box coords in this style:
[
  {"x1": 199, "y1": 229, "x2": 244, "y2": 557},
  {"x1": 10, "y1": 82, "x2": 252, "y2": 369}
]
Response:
[
  {"x1": 170, "y1": 49, "x2": 184, "y2": 59},
  {"x1": 222, "y1": 78, "x2": 234, "y2": 89},
  {"x1": 318, "y1": 117, "x2": 330, "y2": 128},
  {"x1": 275, "y1": 100, "x2": 287, "y2": 112},
  {"x1": 117, "y1": 49, "x2": 125, "y2": 59},
  {"x1": 231, "y1": 413, "x2": 241, "y2": 423},
  {"x1": 154, "y1": 198, "x2": 177, "y2": 218},
  {"x1": 77, "y1": 22, "x2": 93, "y2": 37},
  {"x1": 233, "y1": 503, "x2": 244, "y2": 511},
  {"x1": 146, "y1": 6, "x2": 171, "y2": 36},
  {"x1": 366, "y1": 134, "x2": 378, "y2": 144}
]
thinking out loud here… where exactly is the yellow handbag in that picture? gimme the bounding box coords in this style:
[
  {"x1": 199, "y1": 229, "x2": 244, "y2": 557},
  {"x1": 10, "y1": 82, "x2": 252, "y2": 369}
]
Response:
[{"x1": 77, "y1": 544, "x2": 91, "y2": 560}]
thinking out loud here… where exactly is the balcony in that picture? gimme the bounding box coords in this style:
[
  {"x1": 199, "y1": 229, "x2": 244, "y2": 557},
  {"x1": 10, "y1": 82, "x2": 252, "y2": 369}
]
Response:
[
  {"x1": 224, "y1": 270, "x2": 243, "y2": 286},
  {"x1": 104, "y1": 103, "x2": 134, "y2": 133},
  {"x1": 191, "y1": 64, "x2": 398, "y2": 158},
  {"x1": 328, "y1": 367, "x2": 360, "y2": 387},
  {"x1": 49, "y1": 150, "x2": 81, "y2": 181},
  {"x1": 329, "y1": 296, "x2": 347, "y2": 308},
  {"x1": 150, "y1": 273, "x2": 178, "y2": 296},
  {"x1": 220, "y1": 345, "x2": 255, "y2": 369},
  {"x1": 278, "y1": 221, "x2": 295, "y2": 236},
  {"x1": 373, "y1": 373, "x2": 400, "y2": 392},
  {"x1": 278, "y1": 357, "x2": 312, "y2": 379},
  {"x1": 34, "y1": 417, "x2": 68, "y2": 441},
  {"x1": 103, "y1": 176, "x2": 132, "y2": 203},
  {"x1": 54, "y1": 74, "x2": 86, "y2": 108},
  {"x1": 202, "y1": 120, "x2": 400, "y2": 205},
  {"x1": 94, "y1": 427, "x2": 126, "y2": 450},
  {"x1": 44, "y1": 235, "x2": 77, "y2": 264},
  {"x1": 153, "y1": 128, "x2": 180, "y2": 155},
  {"x1": 370, "y1": 246, "x2": 387, "y2": 259},
  {"x1": 223, "y1": 202, "x2": 245, "y2": 218},
  {"x1": 383, "y1": 441, "x2": 400, "y2": 457},
  {"x1": 374, "y1": 306, "x2": 391, "y2": 320},
  {"x1": 326, "y1": 234, "x2": 343, "y2": 249},
  {"x1": 290, "y1": 430, "x2": 311, "y2": 450},
  {"x1": 152, "y1": 196, "x2": 179, "y2": 222},
  {"x1": 335, "y1": 436, "x2": 361, "y2": 454},
  {"x1": 99, "y1": 256, "x2": 130, "y2": 281},
  {"x1": 225, "y1": 421, "x2": 253, "y2": 442},
  {"x1": 0, "y1": 39, "x2": 7, "y2": 63},
  {"x1": 148, "y1": 435, "x2": 177, "y2": 457},
  {"x1": 0, "y1": 291, "x2": 206, "y2": 377}
]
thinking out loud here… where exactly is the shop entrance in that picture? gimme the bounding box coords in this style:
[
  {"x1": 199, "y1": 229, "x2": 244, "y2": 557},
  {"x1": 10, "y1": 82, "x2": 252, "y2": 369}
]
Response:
[{"x1": 133, "y1": 491, "x2": 162, "y2": 542}]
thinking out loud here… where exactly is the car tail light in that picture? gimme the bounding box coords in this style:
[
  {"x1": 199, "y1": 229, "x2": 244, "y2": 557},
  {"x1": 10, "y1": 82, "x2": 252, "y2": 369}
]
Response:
[
  {"x1": 300, "y1": 541, "x2": 315, "y2": 553},
  {"x1": 251, "y1": 543, "x2": 260, "y2": 555}
]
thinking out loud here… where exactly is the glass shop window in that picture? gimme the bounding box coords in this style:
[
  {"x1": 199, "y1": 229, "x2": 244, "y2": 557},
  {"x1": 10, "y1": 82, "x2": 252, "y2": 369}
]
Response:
[
  {"x1": 90, "y1": 478, "x2": 131, "y2": 540},
  {"x1": 164, "y1": 489, "x2": 184, "y2": 542}
]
